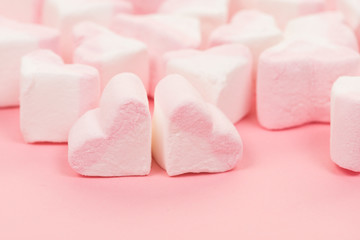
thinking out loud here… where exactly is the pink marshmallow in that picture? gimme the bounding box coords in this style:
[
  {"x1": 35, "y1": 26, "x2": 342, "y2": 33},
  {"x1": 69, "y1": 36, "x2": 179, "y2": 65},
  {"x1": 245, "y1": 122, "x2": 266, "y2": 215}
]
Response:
[
  {"x1": 209, "y1": 10, "x2": 283, "y2": 62},
  {"x1": 42, "y1": 0, "x2": 132, "y2": 62},
  {"x1": 73, "y1": 22, "x2": 149, "y2": 92},
  {"x1": 241, "y1": 0, "x2": 326, "y2": 28},
  {"x1": 125, "y1": 0, "x2": 166, "y2": 14},
  {"x1": 0, "y1": 0, "x2": 42, "y2": 23},
  {"x1": 331, "y1": 76, "x2": 360, "y2": 172},
  {"x1": 257, "y1": 40, "x2": 360, "y2": 130},
  {"x1": 164, "y1": 44, "x2": 253, "y2": 123},
  {"x1": 338, "y1": 0, "x2": 360, "y2": 45},
  {"x1": 285, "y1": 12, "x2": 358, "y2": 51},
  {"x1": 0, "y1": 16, "x2": 59, "y2": 107},
  {"x1": 152, "y1": 74, "x2": 243, "y2": 176},
  {"x1": 68, "y1": 73, "x2": 151, "y2": 177},
  {"x1": 111, "y1": 14, "x2": 202, "y2": 97},
  {"x1": 157, "y1": 0, "x2": 229, "y2": 46},
  {"x1": 20, "y1": 50, "x2": 100, "y2": 143}
]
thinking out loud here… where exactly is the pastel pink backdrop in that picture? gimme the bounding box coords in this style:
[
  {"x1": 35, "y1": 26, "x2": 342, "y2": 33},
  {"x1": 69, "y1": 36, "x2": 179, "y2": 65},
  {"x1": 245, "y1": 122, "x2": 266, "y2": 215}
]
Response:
[{"x1": 0, "y1": 102, "x2": 360, "y2": 239}]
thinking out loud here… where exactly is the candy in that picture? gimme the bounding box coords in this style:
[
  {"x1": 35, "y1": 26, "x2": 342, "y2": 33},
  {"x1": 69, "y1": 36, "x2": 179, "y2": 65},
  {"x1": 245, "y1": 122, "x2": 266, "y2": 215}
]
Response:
[
  {"x1": 68, "y1": 73, "x2": 151, "y2": 176},
  {"x1": 20, "y1": 50, "x2": 100, "y2": 143},
  {"x1": 152, "y1": 74, "x2": 242, "y2": 176}
]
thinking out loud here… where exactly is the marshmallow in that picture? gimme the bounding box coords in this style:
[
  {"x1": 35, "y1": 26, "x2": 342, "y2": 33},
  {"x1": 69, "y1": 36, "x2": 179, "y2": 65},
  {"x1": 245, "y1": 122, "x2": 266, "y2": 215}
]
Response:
[
  {"x1": 338, "y1": 0, "x2": 360, "y2": 44},
  {"x1": 157, "y1": 0, "x2": 229, "y2": 46},
  {"x1": 242, "y1": 0, "x2": 326, "y2": 28},
  {"x1": 0, "y1": 0, "x2": 42, "y2": 23},
  {"x1": 111, "y1": 14, "x2": 202, "y2": 97},
  {"x1": 73, "y1": 22, "x2": 149, "y2": 92},
  {"x1": 152, "y1": 74, "x2": 242, "y2": 176},
  {"x1": 126, "y1": 0, "x2": 165, "y2": 14},
  {"x1": 20, "y1": 50, "x2": 100, "y2": 143},
  {"x1": 331, "y1": 76, "x2": 360, "y2": 172},
  {"x1": 285, "y1": 12, "x2": 358, "y2": 51},
  {"x1": 209, "y1": 10, "x2": 282, "y2": 62},
  {"x1": 68, "y1": 73, "x2": 151, "y2": 177},
  {"x1": 257, "y1": 40, "x2": 360, "y2": 130},
  {"x1": 165, "y1": 44, "x2": 253, "y2": 123},
  {"x1": 42, "y1": 0, "x2": 132, "y2": 62},
  {"x1": 0, "y1": 17, "x2": 59, "y2": 107}
]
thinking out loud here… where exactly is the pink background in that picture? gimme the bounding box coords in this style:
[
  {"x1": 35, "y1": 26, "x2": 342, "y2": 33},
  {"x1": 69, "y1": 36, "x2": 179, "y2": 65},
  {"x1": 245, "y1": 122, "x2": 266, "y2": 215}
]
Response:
[{"x1": 1, "y1": 103, "x2": 360, "y2": 239}]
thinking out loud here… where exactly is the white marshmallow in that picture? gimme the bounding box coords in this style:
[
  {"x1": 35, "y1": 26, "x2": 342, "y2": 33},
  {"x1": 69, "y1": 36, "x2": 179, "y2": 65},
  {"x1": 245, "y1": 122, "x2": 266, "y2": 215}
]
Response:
[
  {"x1": 68, "y1": 73, "x2": 151, "y2": 176},
  {"x1": 20, "y1": 50, "x2": 100, "y2": 143},
  {"x1": 337, "y1": 0, "x2": 360, "y2": 45},
  {"x1": 111, "y1": 13, "x2": 202, "y2": 97},
  {"x1": 152, "y1": 74, "x2": 243, "y2": 176},
  {"x1": 73, "y1": 22, "x2": 149, "y2": 92},
  {"x1": 331, "y1": 76, "x2": 360, "y2": 172},
  {"x1": 165, "y1": 44, "x2": 253, "y2": 123},
  {"x1": 285, "y1": 12, "x2": 358, "y2": 51},
  {"x1": 257, "y1": 40, "x2": 360, "y2": 130},
  {"x1": 0, "y1": 16, "x2": 59, "y2": 107},
  {"x1": 42, "y1": 0, "x2": 132, "y2": 62}
]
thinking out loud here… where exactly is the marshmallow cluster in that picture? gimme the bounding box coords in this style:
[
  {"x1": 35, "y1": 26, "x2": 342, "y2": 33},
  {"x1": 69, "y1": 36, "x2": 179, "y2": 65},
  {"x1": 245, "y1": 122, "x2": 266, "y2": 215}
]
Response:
[{"x1": 2, "y1": 0, "x2": 360, "y2": 175}]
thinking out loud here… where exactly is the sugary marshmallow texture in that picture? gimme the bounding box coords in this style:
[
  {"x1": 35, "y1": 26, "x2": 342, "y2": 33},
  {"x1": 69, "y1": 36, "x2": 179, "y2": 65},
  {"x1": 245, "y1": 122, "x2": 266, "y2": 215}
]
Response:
[
  {"x1": 209, "y1": 10, "x2": 283, "y2": 61},
  {"x1": 42, "y1": 0, "x2": 132, "y2": 62},
  {"x1": 157, "y1": 0, "x2": 229, "y2": 46},
  {"x1": 338, "y1": 0, "x2": 360, "y2": 45},
  {"x1": 152, "y1": 74, "x2": 243, "y2": 176},
  {"x1": 20, "y1": 50, "x2": 100, "y2": 143},
  {"x1": 165, "y1": 44, "x2": 253, "y2": 123},
  {"x1": 239, "y1": 0, "x2": 326, "y2": 28},
  {"x1": 68, "y1": 73, "x2": 151, "y2": 177},
  {"x1": 111, "y1": 13, "x2": 202, "y2": 97},
  {"x1": 73, "y1": 22, "x2": 149, "y2": 92},
  {"x1": 0, "y1": 17, "x2": 59, "y2": 107},
  {"x1": 0, "y1": 0, "x2": 42, "y2": 23},
  {"x1": 331, "y1": 76, "x2": 360, "y2": 172},
  {"x1": 257, "y1": 40, "x2": 360, "y2": 130},
  {"x1": 285, "y1": 12, "x2": 359, "y2": 51}
]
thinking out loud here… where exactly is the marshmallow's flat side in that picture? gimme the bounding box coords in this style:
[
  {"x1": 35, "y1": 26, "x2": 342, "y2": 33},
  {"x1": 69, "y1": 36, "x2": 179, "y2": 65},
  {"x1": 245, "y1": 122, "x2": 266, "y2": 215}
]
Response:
[
  {"x1": 152, "y1": 74, "x2": 242, "y2": 176},
  {"x1": 69, "y1": 73, "x2": 151, "y2": 176},
  {"x1": 73, "y1": 22, "x2": 149, "y2": 92},
  {"x1": 285, "y1": 12, "x2": 359, "y2": 51},
  {"x1": 331, "y1": 76, "x2": 360, "y2": 172},
  {"x1": 209, "y1": 10, "x2": 283, "y2": 60},
  {"x1": 20, "y1": 50, "x2": 100, "y2": 143},
  {"x1": 165, "y1": 44, "x2": 253, "y2": 123},
  {"x1": 257, "y1": 40, "x2": 360, "y2": 130}
]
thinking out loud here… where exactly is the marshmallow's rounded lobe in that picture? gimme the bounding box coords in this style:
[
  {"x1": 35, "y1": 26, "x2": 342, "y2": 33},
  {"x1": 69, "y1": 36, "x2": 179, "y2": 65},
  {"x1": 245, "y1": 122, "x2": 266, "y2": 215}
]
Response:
[
  {"x1": 165, "y1": 44, "x2": 253, "y2": 123},
  {"x1": 0, "y1": 17, "x2": 60, "y2": 107},
  {"x1": 152, "y1": 75, "x2": 242, "y2": 176},
  {"x1": 42, "y1": 0, "x2": 133, "y2": 62},
  {"x1": 257, "y1": 40, "x2": 360, "y2": 130},
  {"x1": 209, "y1": 10, "x2": 283, "y2": 61},
  {"x1": 20, "y1": 50, "x2": 100, "y2": 143},
  {"x1": 284, "y1": 12, "x2": 359, "y2": 51},
  {"x1": 157, "y1": 0, "x2": 229, "y2": 46},
  {"x1": 331, "y1": 77, "x2": 360, "y2": 172},
  {"x1": 68, "y1": 73, "x2": 151, "y2": 176},
  {"x1": 0, "y1": 0, "x2": 42, "y2": 23},
  {"x1": 111, "y1": 14, "x2": 202, "y2": 97},
  {"x1": 73, "y1": 22, "x2": 149, "y2": 92},
  {"x1": 338, "y1": 0, "x2": 360, "y2": 45}
]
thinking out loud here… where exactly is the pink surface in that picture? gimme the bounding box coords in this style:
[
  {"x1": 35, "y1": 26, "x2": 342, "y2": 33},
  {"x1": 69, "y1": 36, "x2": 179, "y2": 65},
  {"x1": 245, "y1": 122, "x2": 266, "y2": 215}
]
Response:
[{"x1": 1, "y1": 104, "x2": 360, "y2": 239}]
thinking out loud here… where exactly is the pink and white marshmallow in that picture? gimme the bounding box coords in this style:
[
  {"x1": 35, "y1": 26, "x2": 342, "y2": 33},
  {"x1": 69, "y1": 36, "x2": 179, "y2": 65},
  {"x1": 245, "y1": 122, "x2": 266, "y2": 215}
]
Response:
[
  {"x1": 157, "y1": 0, "x2": 229, "y2": 46},
  {"x1": 152, "y1": 74, "x2": 243, "y2": 176},
  {"x1": 165, "y1": 44, "x2": 253, "y2": 123},
  {"x1": 68, "y1": 73, "x2": 151, "y2": 177},
  {"x1": 257, "y1": 40, "x2": 360, "y2": 130},
  {"x1": 331, "y1": 76, "x2": 360, "y2": 172},
  {"x1": 20, "y1": 50, "x2": 100, "y2": 143},
  {"x1": 284, "y1": 12, "x2": 358, "y2": 51},
  {"x1": 0, "y1": 16, "x2": 59, "y2": 107},
  {"x1": 73, "y1": 22, "x2": 149, "y2": 92},
  {"x1": 111, "y1": 13, "x2": 202, "y2": 97},
  {"x1": 0, "y1": 0, "x2": 42, "y2": 23},
  {"x1": 209, "y1": 10, "x2": 283, "y2": 62},
  {"x1": 42, "y1": 0, "x2": 132, "y2": 62}
]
